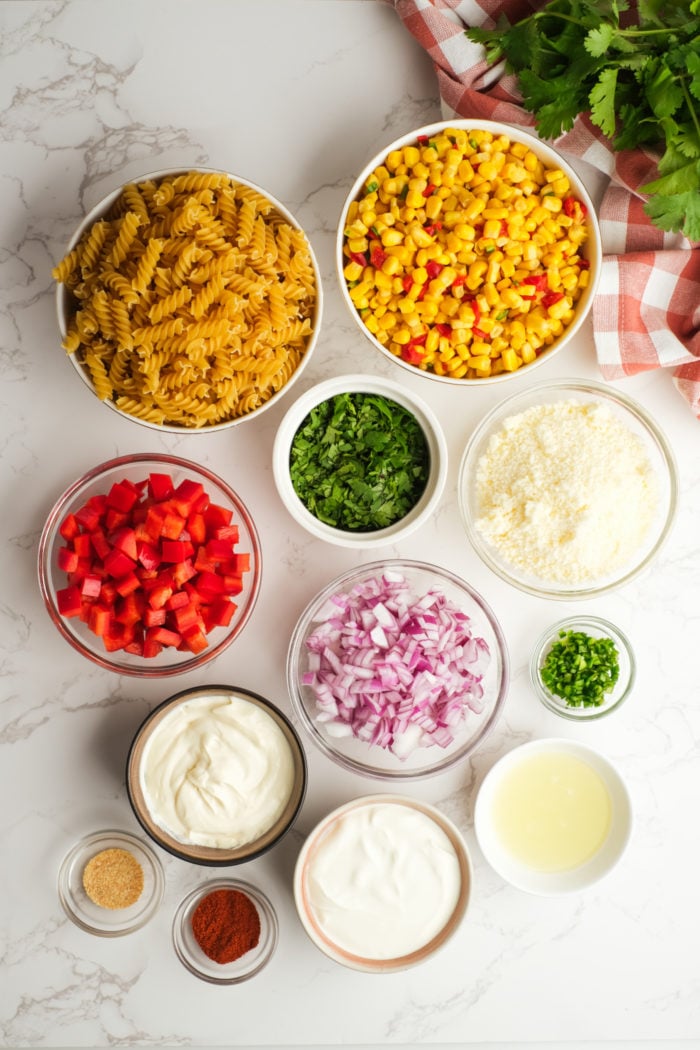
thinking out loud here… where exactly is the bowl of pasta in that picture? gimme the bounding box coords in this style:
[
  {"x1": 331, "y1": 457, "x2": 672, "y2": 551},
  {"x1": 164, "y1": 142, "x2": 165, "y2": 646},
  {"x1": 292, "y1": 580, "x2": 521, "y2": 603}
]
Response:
[
  {"x1": 337, "y1": 120, "x2": 601, "y2": 383},
  {"x1": 53, "y1": 168, "x2": 323, "y2": 432}
]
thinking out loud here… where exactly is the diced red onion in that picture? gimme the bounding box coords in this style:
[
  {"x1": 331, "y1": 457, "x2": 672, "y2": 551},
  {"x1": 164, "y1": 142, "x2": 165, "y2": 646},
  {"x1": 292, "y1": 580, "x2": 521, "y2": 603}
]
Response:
[{"x1": 301, "y1": 572, "x2": 491, "y2": 759}]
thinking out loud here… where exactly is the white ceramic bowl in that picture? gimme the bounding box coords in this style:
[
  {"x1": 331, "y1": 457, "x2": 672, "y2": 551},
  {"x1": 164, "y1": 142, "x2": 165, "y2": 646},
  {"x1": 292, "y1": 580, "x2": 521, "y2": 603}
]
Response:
[
  {"x1": 458, "y1": 378, "x2": 678, "y2": 599},
  {"x1": 294, "y1": 794, "x2": 472, "y2": 972},
  {"x1": 55, "y1": 167, "x2": 323, "y2": 433},
  {"x1": 337, "y1": 120, "x2": 601, "y2": 385},
  {"x1": 272, "y1": 373, "x2": 448, "y2": 548},
  {"x1": 287, "y1": 558, "x2": 509, "y2": 780},
  {"x1": 474, "y1": 738, "x2": 632, "y2": 895}
]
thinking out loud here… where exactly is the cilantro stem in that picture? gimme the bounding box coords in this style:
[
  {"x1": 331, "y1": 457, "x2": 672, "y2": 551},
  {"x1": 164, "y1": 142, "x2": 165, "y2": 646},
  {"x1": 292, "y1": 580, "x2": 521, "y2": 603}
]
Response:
[{"x1": 680, "y1": 77, "x2": 700, "y2": 141}]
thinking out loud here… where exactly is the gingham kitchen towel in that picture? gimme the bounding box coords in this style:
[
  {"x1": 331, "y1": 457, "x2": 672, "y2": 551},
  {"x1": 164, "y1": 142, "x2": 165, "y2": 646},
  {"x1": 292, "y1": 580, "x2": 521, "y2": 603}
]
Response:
[{"x1": 384, "y1": 0, "x2": 700, "y2": 418}]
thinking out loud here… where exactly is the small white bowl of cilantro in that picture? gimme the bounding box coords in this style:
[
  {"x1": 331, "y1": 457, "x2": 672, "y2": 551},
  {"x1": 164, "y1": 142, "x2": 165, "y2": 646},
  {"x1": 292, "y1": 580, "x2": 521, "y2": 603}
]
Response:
[{"x1": 272, "y1": 373, "x2": 448, "y2": 548}]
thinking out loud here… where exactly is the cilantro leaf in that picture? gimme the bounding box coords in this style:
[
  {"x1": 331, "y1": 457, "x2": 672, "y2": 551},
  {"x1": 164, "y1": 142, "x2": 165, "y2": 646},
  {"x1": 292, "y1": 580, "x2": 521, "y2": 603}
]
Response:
[{"x1": 589, "y1": 67, "x2": 619, "y2": 135}]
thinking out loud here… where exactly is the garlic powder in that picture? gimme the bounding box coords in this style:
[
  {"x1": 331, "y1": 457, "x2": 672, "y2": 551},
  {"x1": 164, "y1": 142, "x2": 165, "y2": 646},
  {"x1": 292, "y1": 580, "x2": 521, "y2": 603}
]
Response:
[{"x1": 474, "y1": 399, "x2": 659, "y2": 585}]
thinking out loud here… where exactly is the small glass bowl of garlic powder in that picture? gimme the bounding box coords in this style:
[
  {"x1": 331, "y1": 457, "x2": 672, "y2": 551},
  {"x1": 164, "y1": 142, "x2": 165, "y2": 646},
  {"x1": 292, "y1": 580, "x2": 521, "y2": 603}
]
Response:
[{"x1": 458, "y1": 378, "x2": 678, "y2": 599}]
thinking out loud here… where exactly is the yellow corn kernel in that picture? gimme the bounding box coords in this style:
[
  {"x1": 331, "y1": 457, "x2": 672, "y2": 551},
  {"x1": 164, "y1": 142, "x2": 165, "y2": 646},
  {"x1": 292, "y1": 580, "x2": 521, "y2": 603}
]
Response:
[
  {"x1": 425, "y1": 195, "x2": 443, "y2": 220},
  {"x1": 468, "y1": 354, "x2": 491, "y2": 371},
  {"x1": 486, "y1": 258, "x2": 501, "y2": 284},
  {"x1": 409, "y1": 223, "x2": 434, "y2": 248},
  {"x1": 381, "y1": 254, "x2": 401, "y2": 277},
  {"x1": 483, "y1": 218, "x2": 502, "y2": 240},
  {"x1": 343, "y1": 261, "x2": 364, "y2": 282},
  {"x1": 464, "y1": 197, "x2": 486, "y2": 221},
  {"x1": 374, "y1": 270, "x2": 393, "y2": 291},
  {"x1": 347, "y1": 236, "x2": 368, "y2": 254},
  {"x1": 365, "y1": 314, "x2": 380, "y2": 334},
  {"x1": 501, "y1": 348, "x2": 521, "y2": 371},
  {"x1": 403, "y1": 146, "x2": 420, "y2": 167},
  {"x1": 381, "y1": 228, "x2": 404, "y2": 247},
  {"x1": 542, "y1": 194, "x2": 563, "y2": 213},
  {"x1": 378, "y1": 312, "x2": 397, "y2": 331},
  {"x1": 385, "y1": 245, "x2": 412, "y2": 266},
  {"x1": 521, "y1": 343, "x2": 537, "y2": 364},
  {"x1": 447, "y1": 361, "x2": 469, "y2": 378},
  {"x1": 547, "y1": 297, "x2": 572, "y2": 320}
]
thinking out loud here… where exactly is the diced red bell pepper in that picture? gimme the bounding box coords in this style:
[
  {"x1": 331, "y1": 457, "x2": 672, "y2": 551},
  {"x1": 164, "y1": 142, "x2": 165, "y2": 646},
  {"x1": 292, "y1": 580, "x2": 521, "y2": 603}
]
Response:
[
  {"x1": 81, "y1": 574, "x2": 102, "y2": 599},
  {"x1": 59, "y1": 513, "x2": 80, "y2": 541},
  {"x1": 171, "y1": 479, "x2": 205, "y2": 518},
  {"x1": 53, "y1": 468, "x2": 253, "y2": 659},
  {"x1": 88, "y1": 604, "x2": 112, "y2": 637},
  {"x1": 370, "y1": 245, "x2": 387, "y2": 269},
  {"x1": 114, "y1": 571, "x2": 141, "y2": 597},
  {"x1": 57, "y1": 546, "x2": 79, "y2": 573},
  {"x1": 137, "y1": 540, "x2": 161, "y2": 572},
  {"x1": 147, "y1": 472, "x2": 174, "y2": 501},
  {"x1": 111, "y1": 527, "x2": 138, "y2": 561},
  {"x1": 425, "y1": 260, "x2": 443, "y2": 279},
  {"x1": 56, "y1": 585, "x2": 83, "y2": 618},
  {"x1": 181, "y1": 625, "x2": 209, "y2": 655},
  {"x1": 103, "y1": 548, "x2": 137, "y2": 579},
  {"x1": 161, "y1": 538, "x2": 194, "y2": 563},
  {"x1": 542, "y1": 291, "x2": 565, "y2": 308},
  {"x1": 106, "y1": 480, "x2": 139, "y2": 513}
]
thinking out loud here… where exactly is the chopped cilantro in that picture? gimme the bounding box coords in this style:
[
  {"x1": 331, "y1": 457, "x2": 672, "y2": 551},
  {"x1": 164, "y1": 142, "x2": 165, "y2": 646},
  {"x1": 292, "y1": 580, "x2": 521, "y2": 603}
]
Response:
[
  {"x1": 289, "y1": 393, "x2": 430, "y2": 531},
  {"x1": 466, "y1": 0, "x2": 700, "y2": 240}
]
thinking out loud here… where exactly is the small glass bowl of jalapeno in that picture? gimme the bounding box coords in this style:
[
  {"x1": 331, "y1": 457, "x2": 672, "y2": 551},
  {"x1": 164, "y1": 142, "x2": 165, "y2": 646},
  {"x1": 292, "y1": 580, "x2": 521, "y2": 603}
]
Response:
[{"x1": 530, "y1": 616, "x2": 636, "y2": 721}]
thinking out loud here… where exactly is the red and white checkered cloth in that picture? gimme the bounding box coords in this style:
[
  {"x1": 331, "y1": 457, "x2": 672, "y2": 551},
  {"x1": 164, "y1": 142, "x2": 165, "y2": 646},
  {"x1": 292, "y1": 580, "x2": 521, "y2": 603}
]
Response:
[{"x1": 385, "y1": 0, "x2": 700, "y2": 417}]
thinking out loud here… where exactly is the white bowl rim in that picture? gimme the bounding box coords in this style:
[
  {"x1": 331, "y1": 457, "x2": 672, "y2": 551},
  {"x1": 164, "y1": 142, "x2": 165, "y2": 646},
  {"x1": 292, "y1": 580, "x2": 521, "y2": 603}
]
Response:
[
  {"x1": 458, "y1": 376, "x2": 679, "y2": 599},
  {"x1": 336, "y1": 118, "x2": 602, "y2": 385},
  {"x1": 272, "y1": 372, "x2": 448, "y2": 548},
  {"x1": 55, "y1": 165, "x2": 324, "y2": 434},
  {"x1": 473, "y1": 736, "x2": 633, "y2": 896},
  {"x1": 293, "y1": 793, "x2": 472, "y2": 972}
]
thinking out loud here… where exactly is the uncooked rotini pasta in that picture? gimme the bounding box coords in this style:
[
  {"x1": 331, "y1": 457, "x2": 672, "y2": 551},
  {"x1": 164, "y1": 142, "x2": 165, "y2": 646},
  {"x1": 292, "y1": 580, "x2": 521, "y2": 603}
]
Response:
[{"x1": 53, "y1": 169, "x2": 318, "y2": 428}]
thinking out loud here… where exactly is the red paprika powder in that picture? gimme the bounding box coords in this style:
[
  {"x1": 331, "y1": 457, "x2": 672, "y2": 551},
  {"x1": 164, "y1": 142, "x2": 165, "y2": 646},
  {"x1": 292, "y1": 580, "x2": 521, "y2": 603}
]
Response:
[{"x1": 191, "y1": 888, "x2": 261, "y2": 964}]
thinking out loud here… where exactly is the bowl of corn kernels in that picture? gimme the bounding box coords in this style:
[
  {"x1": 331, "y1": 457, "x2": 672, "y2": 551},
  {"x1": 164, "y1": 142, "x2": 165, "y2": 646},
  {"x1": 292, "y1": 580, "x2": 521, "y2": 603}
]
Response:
[{"x1": 336, "y1": 120, "x2": 601, "y2": 384}]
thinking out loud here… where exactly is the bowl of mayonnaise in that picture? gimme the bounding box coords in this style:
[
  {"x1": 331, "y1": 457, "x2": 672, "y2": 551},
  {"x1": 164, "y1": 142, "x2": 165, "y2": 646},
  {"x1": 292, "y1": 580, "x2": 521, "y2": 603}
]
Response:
[
  {"x1": 126, "y1": 685, "x2": 307, "y2": 865},
  {"x1": 294, "y1": 795, "x2": 472, "y2": 972}
]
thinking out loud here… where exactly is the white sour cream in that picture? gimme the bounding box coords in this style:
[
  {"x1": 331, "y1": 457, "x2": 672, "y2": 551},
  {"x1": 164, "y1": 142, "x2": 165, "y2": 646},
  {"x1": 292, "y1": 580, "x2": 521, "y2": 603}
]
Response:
[
  {"x1": 304, "y1": 801, "x2": 462, "y2": 960},
  {"x1": 140, "y1": 692, "x2": 295, "y2": 849}
]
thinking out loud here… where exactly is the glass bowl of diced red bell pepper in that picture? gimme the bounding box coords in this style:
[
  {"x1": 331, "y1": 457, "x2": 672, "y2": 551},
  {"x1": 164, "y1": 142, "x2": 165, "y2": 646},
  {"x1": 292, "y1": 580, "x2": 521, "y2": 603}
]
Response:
[{"x1": 38, "y1": 453, "x2": 262, "y2": 676}]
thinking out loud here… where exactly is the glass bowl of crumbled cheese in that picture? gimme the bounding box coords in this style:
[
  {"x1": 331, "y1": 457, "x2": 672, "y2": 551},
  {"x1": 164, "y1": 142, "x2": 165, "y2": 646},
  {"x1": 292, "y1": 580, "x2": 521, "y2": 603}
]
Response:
[{"x1": 458, "y1": 379, "x2": 678, "y2": 599}]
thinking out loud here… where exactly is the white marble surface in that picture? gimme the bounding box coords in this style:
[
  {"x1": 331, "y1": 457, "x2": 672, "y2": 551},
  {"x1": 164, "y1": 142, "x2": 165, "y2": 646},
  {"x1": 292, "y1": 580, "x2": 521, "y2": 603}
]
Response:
[{"x1": 1, "y1": 1, "x2": 699, "y2": 1048}]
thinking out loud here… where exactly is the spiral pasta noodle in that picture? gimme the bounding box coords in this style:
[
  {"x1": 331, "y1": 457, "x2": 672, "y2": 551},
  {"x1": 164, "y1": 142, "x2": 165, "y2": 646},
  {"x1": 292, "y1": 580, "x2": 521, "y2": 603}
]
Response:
[{"x1": 53, "y1": 170, "x2": 318, "y2": 428}]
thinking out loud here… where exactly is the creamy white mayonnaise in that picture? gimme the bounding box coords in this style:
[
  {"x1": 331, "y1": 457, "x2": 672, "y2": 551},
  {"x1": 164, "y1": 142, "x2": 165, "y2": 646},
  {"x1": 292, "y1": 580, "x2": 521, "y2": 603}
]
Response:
[
  {"x1": 304, "y1": 801, "x2": 462, "y2": 960},
  {"x1": 140, "y1": 692, "x2": 295, "y2": 849}
]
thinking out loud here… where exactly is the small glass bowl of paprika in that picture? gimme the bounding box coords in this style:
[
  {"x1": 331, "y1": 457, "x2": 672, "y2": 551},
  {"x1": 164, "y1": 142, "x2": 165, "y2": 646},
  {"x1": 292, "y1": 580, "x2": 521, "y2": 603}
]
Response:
[
  {"x1": 172, "y1": 878, "x2": 279, "y2": 983},
  {"x1": 530, "y1": 615, "x2": 636, "y2": 721}
]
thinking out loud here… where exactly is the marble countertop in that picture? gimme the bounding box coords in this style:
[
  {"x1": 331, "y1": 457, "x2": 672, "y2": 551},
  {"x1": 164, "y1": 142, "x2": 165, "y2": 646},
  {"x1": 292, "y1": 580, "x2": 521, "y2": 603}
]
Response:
[{"x1": 1, "y1": 1, "x2": 699, "y2": 1048}]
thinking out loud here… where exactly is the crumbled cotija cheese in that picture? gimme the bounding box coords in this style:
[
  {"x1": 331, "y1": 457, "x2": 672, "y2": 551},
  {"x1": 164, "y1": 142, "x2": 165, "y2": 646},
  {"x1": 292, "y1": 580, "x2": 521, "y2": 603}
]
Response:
[{"x1": 474, "y1": 399, "x2": 659, "y2": 585}]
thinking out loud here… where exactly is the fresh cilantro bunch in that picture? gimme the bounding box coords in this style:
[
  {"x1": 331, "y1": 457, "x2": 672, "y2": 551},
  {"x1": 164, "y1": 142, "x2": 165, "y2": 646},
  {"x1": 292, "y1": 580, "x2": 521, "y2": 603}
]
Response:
[{"x1": 466, "y1": 0, "x2": 700, "y2": 239}]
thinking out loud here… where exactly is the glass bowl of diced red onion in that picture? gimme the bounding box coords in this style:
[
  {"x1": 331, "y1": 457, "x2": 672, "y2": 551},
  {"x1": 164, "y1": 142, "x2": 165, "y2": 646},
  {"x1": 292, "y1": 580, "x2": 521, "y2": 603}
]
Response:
[
  {"x1": 38, "y1": 453, "x2": 261, "y2": 676},
  {"x1": 286, "y1": 559, "x2": 510, "y2": 780}
]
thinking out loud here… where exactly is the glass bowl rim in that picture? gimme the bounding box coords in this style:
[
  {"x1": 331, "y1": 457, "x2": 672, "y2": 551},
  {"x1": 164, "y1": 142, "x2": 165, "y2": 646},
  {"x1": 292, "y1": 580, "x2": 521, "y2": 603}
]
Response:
[
  {"x1": 272, "y1": 372, "x2": 449, "y2": 548},
  {"x1": 529, "y1": 614, "x2": 636, "y2": 721},
  {"x1": 55, "y1": 165, "x2": 324, "y2": 434},
  {"x1": 336, "y1": 118, "x2": 602, "y2": 386},
  {"x1": 57, "y1": 827, "x2": 165, "y2": 937},
  {"x1": 37, "y1": 452, "x2": 262, "y2": 677},
  {"x1": 286, "y1": 556, "x2": 510, "y2": 780},
  {"x1": 458, "y1": 376, "x2": 679, "y2": 599},
  {"x1": 126, "y1": 683, "x2": 308, "y2": 865},
  {"x1": 171, "y1": 876, "x2": 279, "y2": 984}
]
